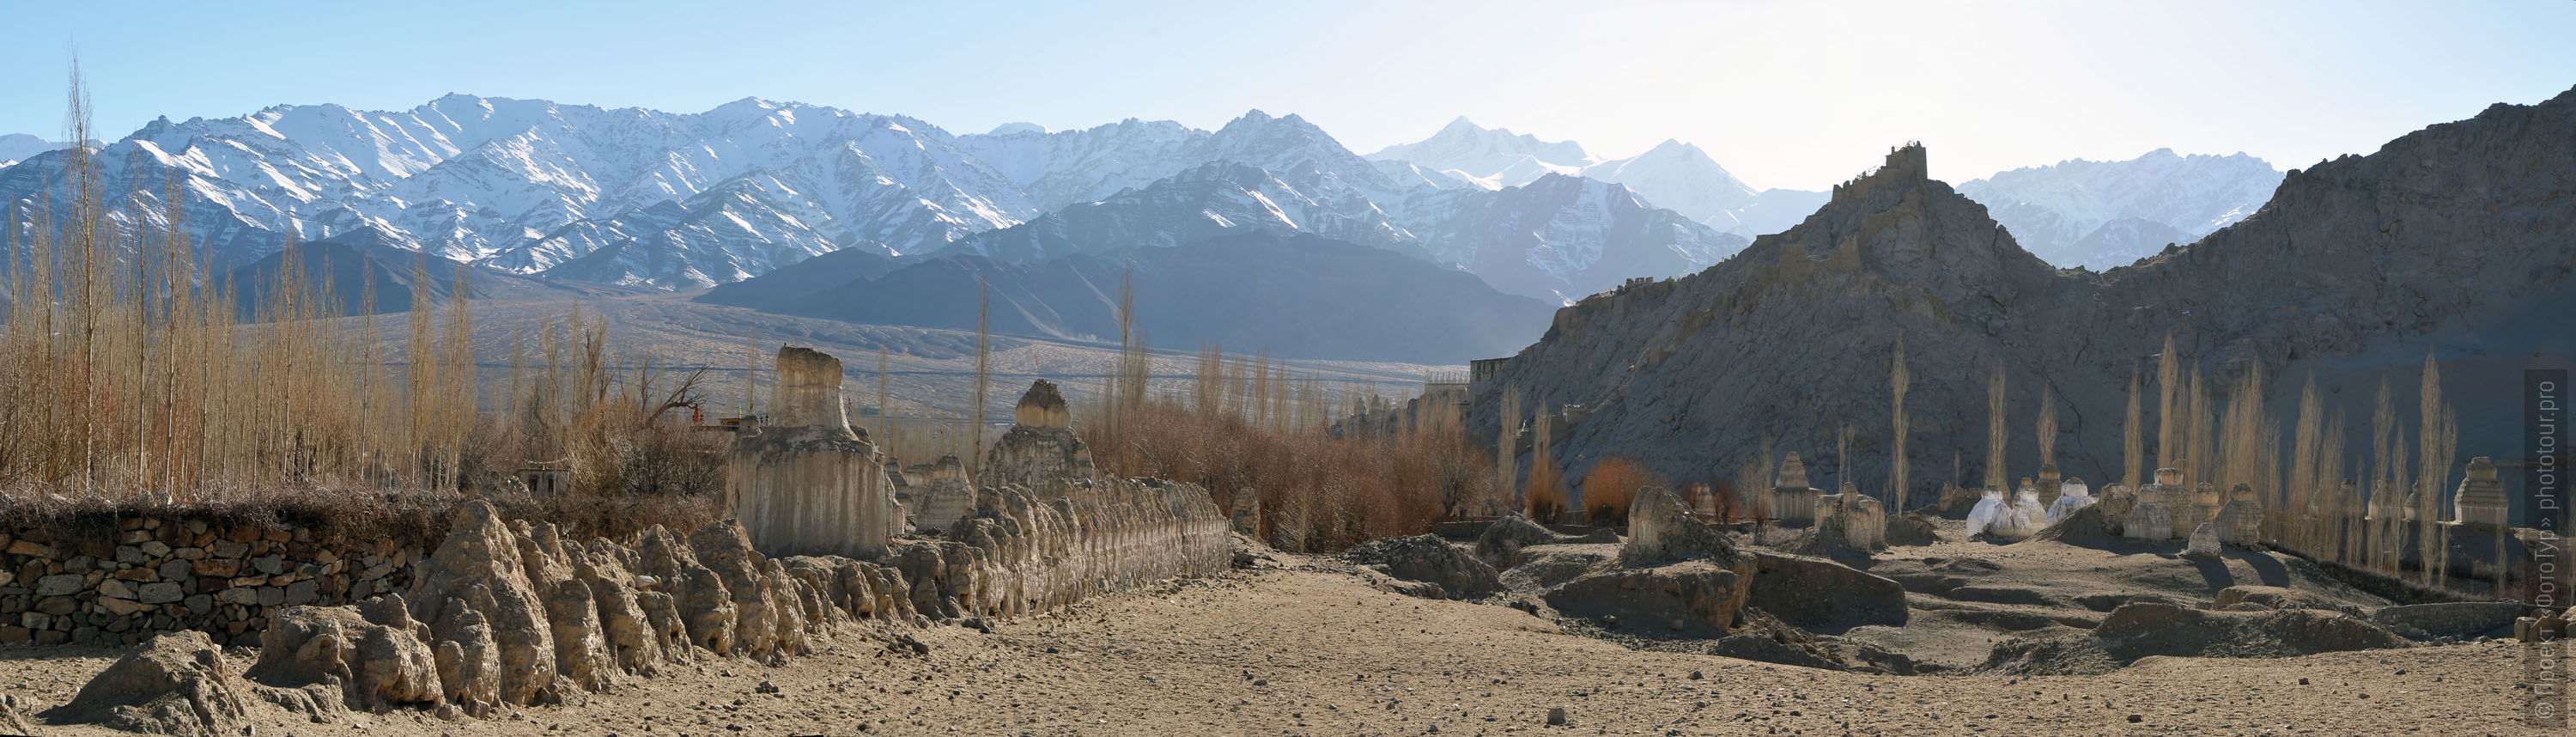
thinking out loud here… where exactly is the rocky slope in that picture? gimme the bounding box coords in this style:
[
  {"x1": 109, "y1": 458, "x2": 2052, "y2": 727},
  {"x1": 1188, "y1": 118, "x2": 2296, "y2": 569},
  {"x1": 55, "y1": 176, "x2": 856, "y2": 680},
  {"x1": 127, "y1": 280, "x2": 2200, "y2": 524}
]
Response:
[
  {"x1": 1470, "y1": 87, "x2": 2576, "y2": 509},
  {"x1": 220, "y1": 229, "x2": 487, "y2": 317}
]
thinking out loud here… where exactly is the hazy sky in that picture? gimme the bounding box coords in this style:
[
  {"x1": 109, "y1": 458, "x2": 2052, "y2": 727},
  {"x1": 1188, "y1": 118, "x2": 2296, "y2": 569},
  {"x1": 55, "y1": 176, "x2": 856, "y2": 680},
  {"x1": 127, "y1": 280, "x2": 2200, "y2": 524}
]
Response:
[{"x1": 3, "y1": 1, "x2": 2570, "y2": 190}]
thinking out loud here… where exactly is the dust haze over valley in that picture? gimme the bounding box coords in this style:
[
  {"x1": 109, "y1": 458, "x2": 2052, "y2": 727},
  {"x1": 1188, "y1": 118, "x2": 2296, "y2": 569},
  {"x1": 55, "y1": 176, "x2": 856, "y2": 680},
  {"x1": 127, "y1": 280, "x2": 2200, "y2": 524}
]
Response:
[{"x1": 1, "y1": 3, "x2": 2573, "y2": 736}]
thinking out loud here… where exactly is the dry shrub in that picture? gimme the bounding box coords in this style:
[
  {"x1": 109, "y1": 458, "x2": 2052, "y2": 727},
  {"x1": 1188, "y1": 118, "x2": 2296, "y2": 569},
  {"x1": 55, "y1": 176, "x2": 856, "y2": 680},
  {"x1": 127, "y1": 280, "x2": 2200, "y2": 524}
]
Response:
[
  {"x1": 1710, "y1": 480, "x2": 1743, "y2": 523},
  {"x1": 1090, "y1": 399, "x2": 1488, "y2": 553},
  {"x1": 485, "y1": 490, "x2": 723, "y2": 541},
  {"x1": 1526, "y1": 461, "x2": 1569, "y2": 523},
  {"x1": 1580, "y1": 456, "x2": 1660, "y2": 525},
  {"x1": 567, "y1": 398, "x2": 727, "y2": 498}
]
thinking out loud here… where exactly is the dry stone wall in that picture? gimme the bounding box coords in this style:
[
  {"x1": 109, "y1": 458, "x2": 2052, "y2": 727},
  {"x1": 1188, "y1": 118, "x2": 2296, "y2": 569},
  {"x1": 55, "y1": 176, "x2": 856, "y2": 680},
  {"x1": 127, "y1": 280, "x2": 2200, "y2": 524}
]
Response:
[{"x1": 2, "y1": 517, "x2": 425, "y2": 648}]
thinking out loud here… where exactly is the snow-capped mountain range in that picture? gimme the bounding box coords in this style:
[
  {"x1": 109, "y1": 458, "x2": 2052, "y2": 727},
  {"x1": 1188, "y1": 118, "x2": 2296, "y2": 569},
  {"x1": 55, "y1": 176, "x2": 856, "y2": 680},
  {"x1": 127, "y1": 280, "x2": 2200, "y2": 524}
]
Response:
[
  {"x1": 0, "y1": 96, "x2": 2279, "y2": 301},
  {"x1": 0, "y1": 133, "x2": 52, "y2": 168},
  {"x1": 1362, "y1": 117, "x2": 1826, "y2": 240},
  {"x1": 1955, "y1": 148, "x2": 2282, "y2": 270},
  {"x1": 0, "y1": 98, "x2": 1747, "y2": 301},
  {"x1": 1360, "y1": 119, "x2": 2282, "y2": 270}
]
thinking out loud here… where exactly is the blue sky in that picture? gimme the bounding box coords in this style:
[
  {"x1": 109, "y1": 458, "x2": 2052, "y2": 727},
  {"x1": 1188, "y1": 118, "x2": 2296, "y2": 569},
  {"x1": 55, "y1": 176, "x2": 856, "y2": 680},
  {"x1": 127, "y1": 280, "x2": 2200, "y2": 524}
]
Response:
[{"x1": 3, "y1": 0, "x2": 2570, "y2": 190}]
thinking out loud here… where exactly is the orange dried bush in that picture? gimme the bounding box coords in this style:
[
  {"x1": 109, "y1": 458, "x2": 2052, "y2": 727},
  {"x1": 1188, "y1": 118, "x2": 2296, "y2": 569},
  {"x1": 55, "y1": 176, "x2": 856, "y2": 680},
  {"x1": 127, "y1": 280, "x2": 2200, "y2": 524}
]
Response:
[{"x1": 1580, "y1": 456, "x2": 1661, "y2": 525}]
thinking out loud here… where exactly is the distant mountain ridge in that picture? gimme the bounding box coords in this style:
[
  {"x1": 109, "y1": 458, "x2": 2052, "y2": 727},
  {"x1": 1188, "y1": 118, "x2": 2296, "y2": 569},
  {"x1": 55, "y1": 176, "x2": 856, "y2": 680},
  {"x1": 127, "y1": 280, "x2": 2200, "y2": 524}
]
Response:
[
  {"x1": 1364, "y1": 120, "x2": 2285, "y2": 266},
  {"x1": 1365, "y1": 118, "x2": 1819, "y2": 241},
  {"x1": 0, "y1": 94, "x2": 1036, "y2": 287},
  {"x1": 1956, "y1": 148, "x2": 2282, "y2": 271},
  {"x1": 0, "y1": 133, "x2": 51, "y2": 168},
  {"x1": 704, "y1": 228, "x2": 1557, "y2": 362},
  {"x1": 0, "y1": 99, "x2": 1751, "y2": 302},
  {"x1": 1364, "y1": 119, "x2": 1783, "y2": 234},
  {"x1": 1364, "y1": 117, "x2": 1598, "y2": 188},
  {"x1": 7, "y1": 96, "x2": 2284, "y2": 309}
]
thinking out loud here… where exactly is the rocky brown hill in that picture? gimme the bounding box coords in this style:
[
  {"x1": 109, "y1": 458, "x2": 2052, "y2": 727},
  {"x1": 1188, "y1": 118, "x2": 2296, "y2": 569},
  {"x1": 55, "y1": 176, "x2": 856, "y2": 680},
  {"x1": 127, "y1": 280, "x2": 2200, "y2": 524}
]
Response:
[{"x1": 1472, "y1": 87, "x2": 2576, "y2": 508}]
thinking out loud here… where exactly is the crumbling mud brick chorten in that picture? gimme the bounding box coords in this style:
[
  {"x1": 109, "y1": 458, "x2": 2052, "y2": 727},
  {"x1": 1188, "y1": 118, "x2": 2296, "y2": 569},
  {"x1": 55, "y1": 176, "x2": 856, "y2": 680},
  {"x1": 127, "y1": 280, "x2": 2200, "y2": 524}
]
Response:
[{"x1": 726, "y1": 346, "x2": 903, "y2": 557}]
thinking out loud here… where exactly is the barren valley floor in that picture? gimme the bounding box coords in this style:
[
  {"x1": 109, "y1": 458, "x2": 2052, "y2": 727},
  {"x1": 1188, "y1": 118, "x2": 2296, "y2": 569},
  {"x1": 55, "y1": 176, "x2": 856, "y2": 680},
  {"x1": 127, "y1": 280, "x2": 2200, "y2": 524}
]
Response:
[{"x1": 0, "y1": 553, "x2": 2554, "y2": 737}]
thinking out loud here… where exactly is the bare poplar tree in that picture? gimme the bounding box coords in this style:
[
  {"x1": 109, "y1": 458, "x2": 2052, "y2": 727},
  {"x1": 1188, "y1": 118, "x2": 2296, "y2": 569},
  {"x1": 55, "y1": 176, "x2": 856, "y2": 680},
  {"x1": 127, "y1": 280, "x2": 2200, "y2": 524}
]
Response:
[
  {"x1": 876, "y1": 346, "x2": 890, "y2": 442},
  {"x1": 1498, "y1": 381, "x2": 1520, "y2": 511},
  {"x1": 1985, "y1": 363, "x2": 2008, "y2": 490},
  {"x1": 2290, "y1": 375, "x2": 2324, "y2": 549},
  {"x1": 1888, "y1": 337, "x2": 1909, "y2": 514},
  {"x1": 2123, "y1": 367, "x2": 2145, "y2": 491},
  {"x1": 970, "y1": 275, "x2": 992, "y2": 472},
  {"x1": 2157, "y1": 332, "x2": 2181, "y2": 472},
  {"x1": 2036, "y1": 384, "x2": 2058, "y2": 467}
]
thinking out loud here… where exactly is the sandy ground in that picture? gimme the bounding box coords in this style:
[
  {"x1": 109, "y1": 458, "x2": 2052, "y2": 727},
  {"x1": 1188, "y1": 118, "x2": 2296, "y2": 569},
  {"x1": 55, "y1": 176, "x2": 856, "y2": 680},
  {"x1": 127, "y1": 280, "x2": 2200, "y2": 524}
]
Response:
[{"x1": 0, "y1": 556, "x2": 2560, "y2": 737}]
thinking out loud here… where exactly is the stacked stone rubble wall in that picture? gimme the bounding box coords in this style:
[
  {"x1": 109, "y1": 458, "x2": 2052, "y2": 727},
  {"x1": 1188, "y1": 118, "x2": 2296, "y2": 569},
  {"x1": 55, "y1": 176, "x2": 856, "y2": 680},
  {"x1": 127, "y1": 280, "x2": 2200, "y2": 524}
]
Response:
[{"x1": 1, "y1": 517, "x2": 426, "y2": 647}]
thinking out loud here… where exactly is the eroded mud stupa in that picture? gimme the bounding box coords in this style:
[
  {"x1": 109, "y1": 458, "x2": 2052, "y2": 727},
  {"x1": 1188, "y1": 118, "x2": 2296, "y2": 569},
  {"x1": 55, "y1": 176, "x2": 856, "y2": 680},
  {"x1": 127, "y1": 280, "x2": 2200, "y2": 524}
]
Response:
[{"x1": 726, "y1": 346, "x2": 904, "y2": 557}]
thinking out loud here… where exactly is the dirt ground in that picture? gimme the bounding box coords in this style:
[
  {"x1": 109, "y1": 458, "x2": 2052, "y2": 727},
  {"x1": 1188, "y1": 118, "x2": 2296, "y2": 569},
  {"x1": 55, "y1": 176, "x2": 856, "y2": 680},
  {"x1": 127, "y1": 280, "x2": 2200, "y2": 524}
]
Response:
[{"x1": 0, "y1": 554, "x2": 2560, "y2": 737}]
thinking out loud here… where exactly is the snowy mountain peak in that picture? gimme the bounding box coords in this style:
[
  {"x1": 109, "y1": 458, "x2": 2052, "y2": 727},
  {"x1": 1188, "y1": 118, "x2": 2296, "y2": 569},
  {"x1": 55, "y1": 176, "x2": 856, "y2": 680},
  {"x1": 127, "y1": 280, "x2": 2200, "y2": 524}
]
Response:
[
  {"x1": 1957, "y1": 148, "x2": 2284, "y2": 271},
  {"x1": 1364, "y1": 117, "x2": 1595, "y2": 189},
  {"x1": 0, "y1": 132, "x2": 52, "y2": 168},
  {"x1": 1606, "y1": 138, "x2": 1723, "y2": 172},
  {"x1": 987, "y1": 122, "x2": 1048, "y2": 136},
  {"x1": 1203, "y1": 109, "x2": 1383, "y2": 189},
  {"x1": 709, "y1": 96, "x2": 790, "y2": 117},
  {"x1": 1365, "y1": 121, "x2": 1780, "y2": 234},
  {"x1": 1578, "y1": 138, "x2": 1757, "y2": 224}
]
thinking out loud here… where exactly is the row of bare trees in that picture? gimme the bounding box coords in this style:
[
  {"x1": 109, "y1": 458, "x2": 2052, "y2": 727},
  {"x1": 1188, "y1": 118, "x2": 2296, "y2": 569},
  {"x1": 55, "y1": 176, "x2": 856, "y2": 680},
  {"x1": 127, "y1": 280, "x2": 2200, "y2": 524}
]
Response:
[
  {"x1": 0, "y1": 75, "x2": 723, "y2": 503},
  {"x1": 1919, "y1": 332, "x2": 2494, "y2": 594},
  {"x1": 1054, "y1": 273, "x2": 1492, "y2": 551}
]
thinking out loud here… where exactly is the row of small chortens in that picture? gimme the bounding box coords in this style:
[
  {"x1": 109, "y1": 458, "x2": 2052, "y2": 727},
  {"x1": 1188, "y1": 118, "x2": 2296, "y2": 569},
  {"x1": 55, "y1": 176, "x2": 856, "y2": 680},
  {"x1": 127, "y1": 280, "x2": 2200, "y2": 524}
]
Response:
[
  {"x1": 1738, "y1": 448, "x2": 2513, "y2": 550},
  {"x1": 58, "y1": 347, "x2": 1231, "y2": 734}
]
